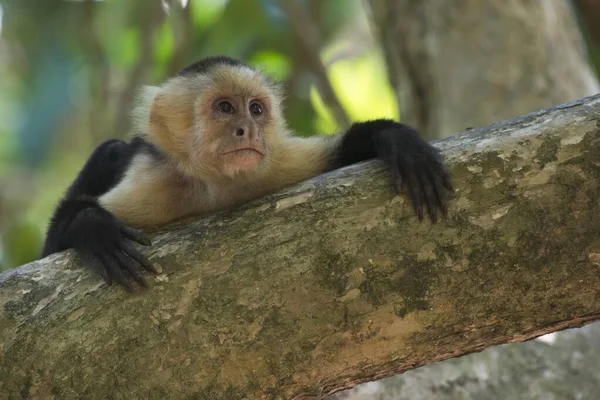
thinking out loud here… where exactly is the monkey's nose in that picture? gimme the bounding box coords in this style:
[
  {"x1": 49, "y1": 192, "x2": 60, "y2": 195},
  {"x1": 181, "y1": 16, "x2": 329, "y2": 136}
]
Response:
[{"x1": 235, "y1": 128, "x2": 245, "y2": 137}]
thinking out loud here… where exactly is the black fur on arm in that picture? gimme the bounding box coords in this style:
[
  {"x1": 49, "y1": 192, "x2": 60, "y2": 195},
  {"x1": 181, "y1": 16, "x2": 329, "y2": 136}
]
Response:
[
  {"x1": 331, "y1": 119, "x2": 453, "y2": 223},
  {"x1": 42, "y1": 138, "x2": 157, "y2": 291}
]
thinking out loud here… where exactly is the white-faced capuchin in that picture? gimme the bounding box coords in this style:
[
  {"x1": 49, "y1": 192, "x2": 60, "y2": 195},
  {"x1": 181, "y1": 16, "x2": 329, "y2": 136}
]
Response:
[{"x1": 42, "y1": 56, "x2": 453, "y2": 290}]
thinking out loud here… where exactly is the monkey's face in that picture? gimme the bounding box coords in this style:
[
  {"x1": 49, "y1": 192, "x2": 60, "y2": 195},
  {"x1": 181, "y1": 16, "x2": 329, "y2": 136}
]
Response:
[
  {"x1": 145, "y1": 65, "x2": 284, "y2": 181},
  {"x1": 203, "y1": 94, "x2": 270, "y2": 176},
  {"x1": 193, "y1": 68, "x2": 283, "y2": 179}
]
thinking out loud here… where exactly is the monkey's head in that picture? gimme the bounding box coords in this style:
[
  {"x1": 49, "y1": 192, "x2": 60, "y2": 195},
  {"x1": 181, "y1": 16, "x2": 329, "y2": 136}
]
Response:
[{"x1": 134, "y1": 56, "x2": 286, "y2": 180}]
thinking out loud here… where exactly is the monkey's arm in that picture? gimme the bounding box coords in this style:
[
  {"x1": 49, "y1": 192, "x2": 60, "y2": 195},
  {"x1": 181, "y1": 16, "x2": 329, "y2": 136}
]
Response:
[
  {"x1": 42, "y1": 139, "x2": 156, "y2": 290},
  {"x1": 330, "y1": 119, "x2": 453, "y2": 222}
]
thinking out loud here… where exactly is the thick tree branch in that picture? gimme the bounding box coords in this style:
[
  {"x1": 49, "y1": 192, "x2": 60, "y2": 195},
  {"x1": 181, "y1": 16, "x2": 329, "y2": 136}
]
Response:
[{"x1": 2, "y1": 95, "x2": 600, "y2": 399}]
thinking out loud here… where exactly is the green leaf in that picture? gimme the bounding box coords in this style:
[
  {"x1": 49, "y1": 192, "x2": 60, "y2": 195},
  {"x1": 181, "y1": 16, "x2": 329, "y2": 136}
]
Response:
[
  {"x1": 311, "y1": 52, "x2": 398, "y2": 132},
  {"x1": 190, "y1": 0, "x2": 228, "y2": 28},
  {"x1": 154, "y1": 21, "x2": 175, "y2": 66},
  {"x1": 108, "y1": 28, "x2": 141, "y2": 68},
  {"x1": 248, "y1": 50, "x2": 291, "y2": 81},
  {"x1": 3, "y1": 218, "x2": 42, "y2": 270}
]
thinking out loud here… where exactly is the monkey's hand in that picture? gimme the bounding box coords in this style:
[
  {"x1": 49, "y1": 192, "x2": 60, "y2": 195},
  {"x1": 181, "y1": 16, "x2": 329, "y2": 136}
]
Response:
[
  {"x1": 371, "y1": 121, "x2": 453, "y2": 223},
  {"x1": 60, "y1": 199, "x2": 156, "y2": 290}
]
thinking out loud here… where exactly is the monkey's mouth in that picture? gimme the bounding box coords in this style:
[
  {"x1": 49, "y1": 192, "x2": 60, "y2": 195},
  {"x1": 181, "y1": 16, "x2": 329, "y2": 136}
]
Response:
[
  {"x1": 222, "y1": 146, "x2": 265, "y2": 170},
  {"x1": 222, "y1": 146, "x2": 265, "y2": 156},
  {"x1": 222, "y1": 148, "x2": 264, "y2": 156}
]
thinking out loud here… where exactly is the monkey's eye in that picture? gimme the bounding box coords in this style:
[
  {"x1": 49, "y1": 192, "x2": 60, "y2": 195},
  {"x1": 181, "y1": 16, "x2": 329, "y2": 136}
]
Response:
[
  {"x1": 249, "y1": 102, "x2": 263, "y2": 116},
  {"x1": 217, "y1": 101, "x2": 235, "y2": 114}
]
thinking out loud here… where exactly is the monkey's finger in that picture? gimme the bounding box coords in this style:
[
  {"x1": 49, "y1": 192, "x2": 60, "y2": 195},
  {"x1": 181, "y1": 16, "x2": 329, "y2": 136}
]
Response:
[
  {"x1": 428, "y1": 168, "x2": 449, "y2": 218},
  {"x1": 81, "y1": 253, "x2": 112, "y2": 285},
  {"x1": 441, "y1": 169, "x2": 454, "y2": 193},
  {"x1": 407, "y1": 171, "x2": 424, "y2": 221},
  {"x1": 112, "y1": 251, "x2": 147, "y2": 288},
  {"x1": 389, "y1": 161, "x2": 403, "y2": 194},
  {"x1": 121, "y1": 241, "x2": 157, "y2": 274},
  {"x1": 119, "y1": 225, "x2": 152, "y2": 247},
  {"x1": 99, "y1": 253, "x2": 133, "y2": 292},
  {"x1": 420, "y1": 172, "x2": 438, "y2": 224}
]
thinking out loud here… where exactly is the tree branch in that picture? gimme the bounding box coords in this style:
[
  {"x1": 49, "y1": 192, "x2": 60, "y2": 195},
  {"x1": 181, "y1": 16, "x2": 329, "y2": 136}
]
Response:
[
  {"x1": 280, "y1": 0, "x2": 351, "y2": 130},
  {"x1": 112, "y1": 0, "x2": 165, "y2": 138},
  {"x1": 79, "y1": 0, "x2": 111, "y2": 142},
  {"x1": 165, "y1": 0, "x2": 194, "y2": 77},
  {"x1": 574, "y1": 0, "x2": 600, "y2": 51},
  {"x1": 2, "y1": 95, "x2": 600, "y2": 399}
]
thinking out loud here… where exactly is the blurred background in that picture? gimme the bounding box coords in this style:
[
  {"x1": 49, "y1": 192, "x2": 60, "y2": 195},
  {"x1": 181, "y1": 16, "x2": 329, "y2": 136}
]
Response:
[{"x1": 1, "y1": 0, "x2": 600, "y2": 398}]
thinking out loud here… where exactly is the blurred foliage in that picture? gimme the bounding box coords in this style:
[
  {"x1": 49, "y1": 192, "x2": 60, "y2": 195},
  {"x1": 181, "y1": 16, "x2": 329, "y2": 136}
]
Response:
[{"x1": 0, "y1": 0, "x2": 397, "y2": 270}]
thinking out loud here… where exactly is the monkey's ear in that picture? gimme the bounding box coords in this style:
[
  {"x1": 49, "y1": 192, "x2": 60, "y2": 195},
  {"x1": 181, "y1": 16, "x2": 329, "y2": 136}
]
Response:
[{"x1": 148, "y1": 91, "x2": 194, "y2": 160}]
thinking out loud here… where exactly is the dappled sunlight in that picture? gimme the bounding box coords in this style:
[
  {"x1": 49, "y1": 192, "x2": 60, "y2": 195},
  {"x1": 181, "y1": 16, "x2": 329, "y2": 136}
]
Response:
[{"x1": 311, "y1": 53, "x2": 398, "y2": 133}]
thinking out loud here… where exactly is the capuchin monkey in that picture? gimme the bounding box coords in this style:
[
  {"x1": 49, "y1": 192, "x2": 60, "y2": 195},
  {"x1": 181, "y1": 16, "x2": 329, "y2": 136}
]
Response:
[{"x1": 42, "y1": 56, "x2": 453, "y2": 290}]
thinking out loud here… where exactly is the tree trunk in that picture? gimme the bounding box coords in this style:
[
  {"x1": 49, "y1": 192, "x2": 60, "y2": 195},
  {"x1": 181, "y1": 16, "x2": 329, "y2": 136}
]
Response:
[
  {"x1": 574, "y1": 0, "x2": 600, "y2": 57},
  {"x1": 367, "y1": 0, "x2": 599, "y2": 140},
  {"x1": 2, "y1": 95, "x2": 600, "y2": 399}
]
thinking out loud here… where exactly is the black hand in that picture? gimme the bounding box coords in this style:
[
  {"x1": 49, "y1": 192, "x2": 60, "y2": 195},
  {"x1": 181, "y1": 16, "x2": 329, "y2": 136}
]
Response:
[
  {"x1": 373, "y1": 123, "x2": 453, "y2": 223},
  {"x1": 69, "y1": 205, "x2": 156, "y2": 291}
]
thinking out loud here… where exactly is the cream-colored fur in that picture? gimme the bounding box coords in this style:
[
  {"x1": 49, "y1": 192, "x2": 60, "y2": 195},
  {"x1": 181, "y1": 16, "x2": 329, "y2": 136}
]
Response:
[
  {"x1": 99, "y1": 134, "x2": 340, "y2": 228},
  {"x1": 100, "y1": 64, "x2": 342, "y2": 228}
]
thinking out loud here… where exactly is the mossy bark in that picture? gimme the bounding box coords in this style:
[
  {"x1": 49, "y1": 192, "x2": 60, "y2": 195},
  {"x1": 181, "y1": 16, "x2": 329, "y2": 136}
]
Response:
[{"x1": 2, "y1": 95, "x2": 600, "y2": 399}]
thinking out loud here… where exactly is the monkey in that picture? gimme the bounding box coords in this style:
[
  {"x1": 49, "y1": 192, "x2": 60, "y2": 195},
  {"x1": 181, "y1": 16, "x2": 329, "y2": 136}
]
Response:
[{"x1": 41, "y1": 55, "x2": 453, "y2": 290}]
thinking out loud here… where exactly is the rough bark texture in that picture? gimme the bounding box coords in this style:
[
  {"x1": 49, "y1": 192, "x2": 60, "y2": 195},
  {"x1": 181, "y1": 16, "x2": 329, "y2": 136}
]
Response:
[
  {"x1": 367, "y1": 0, "x2": 600, "y2": 140},
  {"x1": 2, "y1": 95, "x2": 600, "y2": 399}
]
